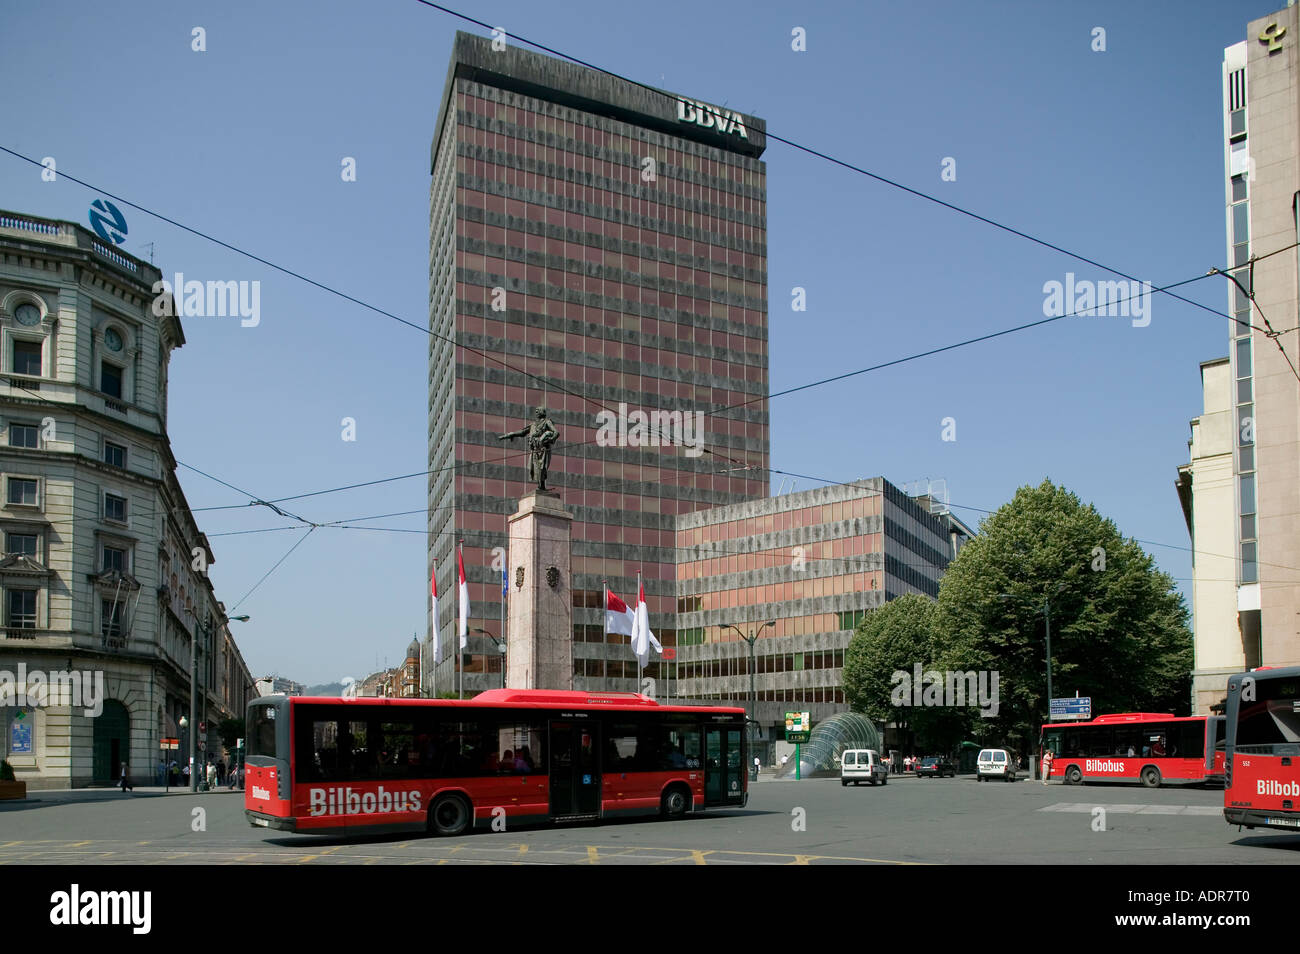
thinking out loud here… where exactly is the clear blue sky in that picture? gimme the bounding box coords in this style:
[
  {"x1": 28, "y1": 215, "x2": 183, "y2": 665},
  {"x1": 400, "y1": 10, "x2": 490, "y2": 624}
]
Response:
[{"x1": 0, "y1": 0, "x2": 1272, "y2": 684}]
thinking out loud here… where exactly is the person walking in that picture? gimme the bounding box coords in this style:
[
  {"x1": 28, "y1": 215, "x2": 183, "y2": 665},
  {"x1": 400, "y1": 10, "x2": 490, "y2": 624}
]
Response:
[
  {"x1": 1041, "y1": 749, "x2": 1055, "y2": 785},
  {"x1": 119, "y1": 761, "x2": 133, "y2": 792},
  {"x1": 205, "y1": 760, "x2": 217, "y2": 790}
]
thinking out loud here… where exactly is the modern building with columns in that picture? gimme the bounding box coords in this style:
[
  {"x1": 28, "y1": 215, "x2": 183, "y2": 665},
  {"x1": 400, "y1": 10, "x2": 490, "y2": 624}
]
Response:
[
  {"x1": 1179, "y1": 6, "x2": 1300, "y2": 714},
  {"x1": 0, "y1": 210, "x2": 254, "y2": 789}
]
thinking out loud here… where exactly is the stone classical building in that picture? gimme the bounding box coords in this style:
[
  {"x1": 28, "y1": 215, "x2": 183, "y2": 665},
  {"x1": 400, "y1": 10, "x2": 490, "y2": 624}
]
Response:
[{"x1": 0, "y1": 210, "x2": 254, "y2": 788}]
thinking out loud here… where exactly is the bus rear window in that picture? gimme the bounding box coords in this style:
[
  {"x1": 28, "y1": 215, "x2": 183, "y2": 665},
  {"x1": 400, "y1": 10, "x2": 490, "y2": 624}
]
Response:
[{"x1": 248, "y1": 704, "x2": 280, "y2": 758}]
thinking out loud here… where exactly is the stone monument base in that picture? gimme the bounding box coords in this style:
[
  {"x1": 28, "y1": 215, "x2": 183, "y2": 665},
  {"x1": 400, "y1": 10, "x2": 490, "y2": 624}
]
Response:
[{"x1": 506, "y1": 492, "x2": 574, "y2": 690}]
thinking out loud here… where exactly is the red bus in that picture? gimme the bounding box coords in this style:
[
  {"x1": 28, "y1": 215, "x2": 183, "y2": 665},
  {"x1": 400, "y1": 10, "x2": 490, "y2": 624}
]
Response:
[
  {"x1": 243, "y1": 689, "x2": 747, "y2": 836},
  {"x1": 1039, "y1": 712, "x2": 1222, "y2": 788},
  {"x1": 1224, "y1": 666, "x2": 1300, "y2": 831}
]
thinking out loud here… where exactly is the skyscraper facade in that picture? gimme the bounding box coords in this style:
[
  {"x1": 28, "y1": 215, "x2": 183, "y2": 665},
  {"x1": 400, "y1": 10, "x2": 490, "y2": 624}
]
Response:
[
  {"x1": 1182, "y1": 7, "x2": 1300, "y2": 713},
  {"x1": 426, "y1": 33, "x2": 770, "y2": 694}
]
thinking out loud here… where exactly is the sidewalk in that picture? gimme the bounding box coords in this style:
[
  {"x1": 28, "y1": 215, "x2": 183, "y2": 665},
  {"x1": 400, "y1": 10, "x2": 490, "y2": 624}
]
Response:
[{"x1": 1, "y1": 784, "x2": 244, "y2": 805}]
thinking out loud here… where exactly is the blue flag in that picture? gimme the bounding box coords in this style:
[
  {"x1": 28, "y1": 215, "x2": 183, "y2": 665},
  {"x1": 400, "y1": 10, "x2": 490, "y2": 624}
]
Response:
[{"x1": 501, "y1": 566, "x2": 508, "y2": 596}]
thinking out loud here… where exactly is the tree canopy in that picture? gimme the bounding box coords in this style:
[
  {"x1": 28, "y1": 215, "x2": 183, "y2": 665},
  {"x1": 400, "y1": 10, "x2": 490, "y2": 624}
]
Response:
[{"x1": 936, "y1": 480, "x2": 1191, "y2": 752}]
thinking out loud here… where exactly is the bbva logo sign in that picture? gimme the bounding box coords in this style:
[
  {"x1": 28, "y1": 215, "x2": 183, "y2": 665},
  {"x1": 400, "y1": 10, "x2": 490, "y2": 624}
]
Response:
[{"x1": 676, "y1": 98, "x2": 749, "y2": 139}]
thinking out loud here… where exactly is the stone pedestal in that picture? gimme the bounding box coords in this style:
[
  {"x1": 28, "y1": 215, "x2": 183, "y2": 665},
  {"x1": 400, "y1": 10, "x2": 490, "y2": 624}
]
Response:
[{"x1": 506, "y1": 492, "x2": 574, "y2": 690}]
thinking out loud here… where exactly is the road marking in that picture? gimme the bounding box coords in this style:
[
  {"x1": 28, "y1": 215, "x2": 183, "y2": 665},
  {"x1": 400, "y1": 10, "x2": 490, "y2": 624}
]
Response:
[
  {"x1": 1040, "y1": 802, "x2": 1222, "y2": 816},
  {"x1": 586, "y1": 846, "x2": 599, "y2": 864}
]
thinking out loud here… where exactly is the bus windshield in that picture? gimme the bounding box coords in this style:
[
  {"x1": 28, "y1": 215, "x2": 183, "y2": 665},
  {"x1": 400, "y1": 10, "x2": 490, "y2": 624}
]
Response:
[{"x1": 1236, "y1": 677, "x2": 1300, "y2": 756}]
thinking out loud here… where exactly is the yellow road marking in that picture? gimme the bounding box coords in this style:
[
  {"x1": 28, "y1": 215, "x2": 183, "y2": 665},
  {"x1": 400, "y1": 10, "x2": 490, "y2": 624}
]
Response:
[
  {"x1": 693, "y1": 850, "x2": 710, "y2": 865},
  {"x1": 587, "y1": 846, "x2": 599, "y2": 864},
  {"x1": 789, "y1": 855, "x2": 812, "y2": 865}
]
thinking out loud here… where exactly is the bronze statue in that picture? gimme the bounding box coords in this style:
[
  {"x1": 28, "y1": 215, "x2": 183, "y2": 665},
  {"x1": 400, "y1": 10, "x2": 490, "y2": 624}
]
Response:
[{"x1": 499, "y1": 406, "x2": 560, "y2": 491}]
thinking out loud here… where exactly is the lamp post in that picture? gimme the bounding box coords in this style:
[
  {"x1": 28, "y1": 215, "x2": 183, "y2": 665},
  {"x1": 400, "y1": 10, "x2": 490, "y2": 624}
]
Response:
[
  {"x1": 998, "y1": 584, "x2": 1064, "y2": 753},
  {"x1": 178, "y1": 714, "x2": 189, "y2": 792},
  {"x1": 723, "y1": 620, "x2": 776, "y2": 764},
  {"x1": 474, "y1": 628, "x2": 506, "y2": 689},
  {"x1": 190, "y1": 611, "x2": 250, "y2": 791}
]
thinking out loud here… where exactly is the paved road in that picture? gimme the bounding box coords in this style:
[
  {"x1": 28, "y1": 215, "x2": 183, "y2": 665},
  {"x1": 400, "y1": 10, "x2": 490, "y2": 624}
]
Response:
[{"x1": 3, "y1": 775, "x2": 1298, "y2": 864}]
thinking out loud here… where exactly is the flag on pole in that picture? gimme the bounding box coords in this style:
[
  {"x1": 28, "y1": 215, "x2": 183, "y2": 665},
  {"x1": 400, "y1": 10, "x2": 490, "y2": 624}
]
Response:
[
  {"x1": 607, "y1": 585, "x2": 661, "y2": 653},
  {"x1": 430, "y1": 563, "x2": 440, "y2": 664},
  {"x1": 458, "y1": 544, "x2": 469, "y2": 649},
  {"x1": 630, "y1": 578, "x2": 661, "y2": 668},
  {"x1": 502, "y1": 563, "x2": 508, "y2": 596}
]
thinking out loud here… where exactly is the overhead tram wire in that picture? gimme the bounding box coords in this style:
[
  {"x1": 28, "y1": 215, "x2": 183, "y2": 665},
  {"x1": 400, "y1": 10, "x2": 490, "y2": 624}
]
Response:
[
  {"x1": 0, "y1": 145, "x2": 631, "y2": 429},
  {"x1": 409, "y1": 0, "x2": 1260, "y2": 332},
  {"x1": 178, "y1": 263, "x2": 1244, "y2": 519}
]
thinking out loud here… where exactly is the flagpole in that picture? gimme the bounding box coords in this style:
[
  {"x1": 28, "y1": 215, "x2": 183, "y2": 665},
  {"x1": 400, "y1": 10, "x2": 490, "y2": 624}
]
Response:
[
  {"x1": 458, "y1": 540, "x2": 464, "y2": 701},
  {"x1": 601, "y1": 578, "x2": 608, "y2": 692},
  {"x1": 500, "y1": 547, "x2": 507, "y2": 689},
  {"x1": 636, "y1": 571, "x2": 643, "y2": 696}
]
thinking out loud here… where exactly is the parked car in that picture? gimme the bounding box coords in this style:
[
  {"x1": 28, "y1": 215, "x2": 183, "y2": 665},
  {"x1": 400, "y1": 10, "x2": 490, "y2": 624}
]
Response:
[
  {"x1": 841, "y1": 748, "x2": 889, "y2": 786},
  {"x1": 976, "y1": 748, "x2": 1016, "y2": 781},
  {"x1": 915, "y1": 756, "x2": 956, "y2": 778}
]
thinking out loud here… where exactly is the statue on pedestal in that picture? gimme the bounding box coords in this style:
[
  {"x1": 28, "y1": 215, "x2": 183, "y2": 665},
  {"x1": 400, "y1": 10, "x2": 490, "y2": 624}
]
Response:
[{"x1": 499, "y1": 406, "x2": 560, "y2": 491}]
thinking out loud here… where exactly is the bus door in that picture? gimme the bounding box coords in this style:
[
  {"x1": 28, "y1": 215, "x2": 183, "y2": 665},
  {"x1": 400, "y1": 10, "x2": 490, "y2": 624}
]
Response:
[
  {"x1": 549, "y1": 721, "x2": 600, "y2": 819},
  {"x1": 704, "y1": 725, "x2": 744, "y2": 806}
]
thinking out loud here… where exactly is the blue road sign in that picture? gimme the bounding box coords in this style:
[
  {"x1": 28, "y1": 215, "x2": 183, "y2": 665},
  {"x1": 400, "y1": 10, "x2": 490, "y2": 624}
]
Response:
[{"x1": 1050, "y1": 697, "x2": 1092, "y2": 720}]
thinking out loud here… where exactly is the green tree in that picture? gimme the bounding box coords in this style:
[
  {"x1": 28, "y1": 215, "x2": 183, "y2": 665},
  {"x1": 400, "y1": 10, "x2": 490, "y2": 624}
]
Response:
[
  {"x1": 217, "y1": 718, "x2": 244, "y2": 753},
  {"x1": 843, "y1": 593, "x2": 974, "y2": 752},
  {"x1": 936, "y1": 480, "x2": 1192, "y2": 754}
]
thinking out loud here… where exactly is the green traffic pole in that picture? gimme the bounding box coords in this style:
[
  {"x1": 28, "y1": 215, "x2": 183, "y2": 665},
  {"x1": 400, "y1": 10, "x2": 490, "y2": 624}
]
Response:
[{"x1": 796, "y1": 742, "x2": 801, "y2": 781}]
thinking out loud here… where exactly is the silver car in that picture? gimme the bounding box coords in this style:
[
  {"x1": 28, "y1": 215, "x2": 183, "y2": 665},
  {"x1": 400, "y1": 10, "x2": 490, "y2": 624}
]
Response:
[{"x1": 841, "y1": 748, "x2": 889, "y2": 786}]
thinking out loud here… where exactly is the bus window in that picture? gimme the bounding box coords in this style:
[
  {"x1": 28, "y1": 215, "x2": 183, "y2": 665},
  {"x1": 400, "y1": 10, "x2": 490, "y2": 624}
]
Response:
[
  {"x1": 1237, "y1": 679, "x2": 1300, "y2": 755},
  {"x1": 249, "y1": 704, "x2": 279, "y2": 759},
  {"x1": 493, "y1": 721, "x2": 544, "y2": 773}
]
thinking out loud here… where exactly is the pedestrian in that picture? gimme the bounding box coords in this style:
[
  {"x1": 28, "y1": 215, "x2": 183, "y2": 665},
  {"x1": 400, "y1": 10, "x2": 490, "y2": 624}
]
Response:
[
  {"x1": 156, "y1": 758, "x2": 166, "y2": 786},
  {"x1": 217, "y1": 759, "x2": 226, "y2": 786},
  {"x1": 206, "y1": 760, "x2": 216, "y2": 790},
  {"x1": 1041, "y1": 749, "x2": 1054, "y2": 785},
  {"x1": 119, "y1": 761, "x2": 133, "y2": 792},
  {"x1": 183, "y1": 762, "x2": 190, "y2": 785},
  {"x1": 753, "y1": 756, "x2": 760, "y2": 778},
  {"x1": 780, "y1": 753, "x2": 788, "y2": 770}
]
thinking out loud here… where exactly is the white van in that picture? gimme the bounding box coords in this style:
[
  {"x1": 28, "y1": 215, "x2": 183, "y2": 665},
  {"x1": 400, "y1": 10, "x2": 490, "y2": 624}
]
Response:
[
  {"x1": 976, "y1": 748, "x2": 1016, "y2": 781},
  {"x1": 841, "y1": 749, "x2": 889, "y2": 786}
]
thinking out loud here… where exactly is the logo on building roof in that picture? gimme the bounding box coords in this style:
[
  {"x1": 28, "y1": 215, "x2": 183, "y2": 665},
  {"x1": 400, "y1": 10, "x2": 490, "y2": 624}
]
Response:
[{"x1": 677, "y1": 99, "x2": 748, "y2": 139}]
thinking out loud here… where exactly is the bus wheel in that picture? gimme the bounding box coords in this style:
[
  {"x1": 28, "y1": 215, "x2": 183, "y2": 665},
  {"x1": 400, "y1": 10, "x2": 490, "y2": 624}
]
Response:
[
  {"x1": 429, "y1": 794, "x2": 471, "y2": 837},
  {"x1": 1064, "y1": 766, "x2": 1082, "y2": 786},
  {"x1": 1141, "y1": 767, "x2": 1161, "y2": 789},
  {"x1": 661, "y1": 785, "x2": 690, "y2": 820}
]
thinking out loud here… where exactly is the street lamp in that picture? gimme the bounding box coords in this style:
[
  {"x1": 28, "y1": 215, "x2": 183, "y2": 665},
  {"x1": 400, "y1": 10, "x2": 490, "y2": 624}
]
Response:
[
  {"x1": 178, "y1": 715, "x2": 189, "y2": 792},
  {"x1": 188, "y1": 611, "x2": 251, "y2": 792},
  {"x1": 723, "y1": 620, "x2": 776, "y2": 766},
  {"x1": 998, "y1": 583, "x2": 1065, "y2": 740},
  {"x1": 474, "y1": 628, "x2": 507, "y2": 689}
]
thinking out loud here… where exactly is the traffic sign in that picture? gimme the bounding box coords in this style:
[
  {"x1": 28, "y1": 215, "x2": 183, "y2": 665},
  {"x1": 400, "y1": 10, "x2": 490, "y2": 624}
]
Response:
[
  {"x1": 160, "y1": 738, "x2": 179, "y2": 749},
  {"x1": 662, "y1": 647, "x2": 676, "y2": 661},
  {"x1": 198, "y1": 740, "x2": 206, "y2": 751},
  {"x1": 1050, "y1": 697, "x2": 1092, "y2": 721}
]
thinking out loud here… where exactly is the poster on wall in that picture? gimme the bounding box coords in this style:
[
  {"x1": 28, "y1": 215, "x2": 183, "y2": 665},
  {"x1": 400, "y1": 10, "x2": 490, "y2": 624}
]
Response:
[{"x1": 10, "y1": 708, "x2": 33, "y2": 754}]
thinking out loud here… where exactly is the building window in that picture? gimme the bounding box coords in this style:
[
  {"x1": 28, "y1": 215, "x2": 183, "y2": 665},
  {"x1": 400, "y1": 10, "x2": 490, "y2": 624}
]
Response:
[
  {"x1": 7, "y1": 424, "x2": 37, "y2": 449},
  {"x1": 7, "y1": 478, "x2": 37, "y2": 507},
  {"x1": 7, "y1": 589, "x2": 36, "y2": 629},
  {"x1": 12, "y1": 340, "x2": 41, "y2": 377},
  {"x1": 103, "y1": 441, "x2": 126, "y2": 468},
  {"x1": 100, "y1": 361, "x2": 123, "y2": 399},
  {"x1": 102, "y1": 545, "x2": 128, "y2": 573},
  {"x1": 101, "y1": 599, "x2": 124, "y2": 639},
  {"x1": 6, "y1": 533, "x2": 36, "y2": 557},
  {"x1": 104, "y1": 493, "x2": 127, "y2": 523}
]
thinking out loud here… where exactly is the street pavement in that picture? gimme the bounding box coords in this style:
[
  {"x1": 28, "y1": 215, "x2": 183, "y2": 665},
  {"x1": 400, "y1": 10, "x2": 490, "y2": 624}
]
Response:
[{"x1": 2, "y1": 773, "x2": 1298, "y2": 865}]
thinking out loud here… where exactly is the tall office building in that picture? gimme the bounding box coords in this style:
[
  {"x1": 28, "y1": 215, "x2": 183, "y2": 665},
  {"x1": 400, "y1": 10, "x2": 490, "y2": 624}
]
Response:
[
  {"x1": 1180, "y1": 7, "x2": 1300, "y2": 713},
  {"x1": 426, "y1": 32, "x2": 769, "y2": 693}
]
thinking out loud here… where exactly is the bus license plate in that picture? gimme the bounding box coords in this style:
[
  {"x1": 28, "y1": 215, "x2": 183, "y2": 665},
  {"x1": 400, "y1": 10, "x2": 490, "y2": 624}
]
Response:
[
  {"x1": 1268, "y1": 817, "x2": 1300, "y2": 828},
  {"x1": 252, "y1": 817, "x2": 268, "y2": 827}
]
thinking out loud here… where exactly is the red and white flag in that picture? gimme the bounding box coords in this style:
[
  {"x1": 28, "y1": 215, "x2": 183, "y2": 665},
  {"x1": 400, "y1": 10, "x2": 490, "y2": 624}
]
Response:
[
  {"x1": 630, "y1": 577, "x2": 661, "y2": 668},
  {"x1": 430, "y1": 562, "x2": 440, "y2": 663},
  {"x1": 457, "y1": 544, "x2": 469, "y2": 649},
  {"x1": 605, "y1": 587, "x2": 635, "y2": 636}
]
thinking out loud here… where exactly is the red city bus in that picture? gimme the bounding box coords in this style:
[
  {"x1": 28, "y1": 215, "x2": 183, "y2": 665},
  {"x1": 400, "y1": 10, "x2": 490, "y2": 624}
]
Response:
[
  {"x1": 244, "y1": 689, "x2": 747, "y2": 836},
  {"x1": 1039, "y1": 712, "x2": 1221, "y2": 788},
  {"x1": 1223, "y1": 666, "x2": 1300, "y2": 831}
]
